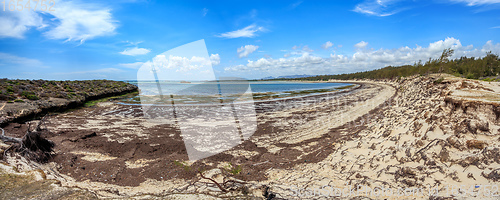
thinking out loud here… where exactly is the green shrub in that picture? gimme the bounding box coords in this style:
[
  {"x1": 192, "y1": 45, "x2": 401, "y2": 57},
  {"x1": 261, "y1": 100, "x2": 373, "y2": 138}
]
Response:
[
  {"x1": 21, "y1": 91, "x2": 39, "y2": 100},
  {"x1": 225, "y1": 163, "x2": 242, "y2": 175},
  {"x1": 466, "y1": 73, "x2": 476, "y2": 79},
  {"x1": 434, "y1": 78, "x2": 444, "y2": 84},
  {"x1": 6, "y1": 86, "x2": 14, "y2": 93},
  {"x1": 14, "y1": 99, "x2": 24, "y2": 102}
]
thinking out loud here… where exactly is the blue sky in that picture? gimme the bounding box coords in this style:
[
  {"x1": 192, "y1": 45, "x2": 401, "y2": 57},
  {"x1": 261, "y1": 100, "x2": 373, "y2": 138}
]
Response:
[{"x1": 1, "y1": 0, "x2": 500, "y2": 80}]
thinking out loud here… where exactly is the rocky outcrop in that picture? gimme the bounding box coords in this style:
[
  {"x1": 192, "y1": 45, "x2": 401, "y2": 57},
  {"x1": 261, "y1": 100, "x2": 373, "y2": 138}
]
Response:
[{"x1": 0, "y1": 79, "x2": 137, "y2": 126}]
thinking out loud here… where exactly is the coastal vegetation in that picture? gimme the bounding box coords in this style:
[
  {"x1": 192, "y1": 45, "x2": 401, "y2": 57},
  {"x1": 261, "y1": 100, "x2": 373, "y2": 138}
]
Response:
[
  {"x1": 275, "y1": 49, "x2": 500, "y2": 81},
  {"x1": 0, "y1": 79, "x2": 138, "y2": 126},
  {"x1": 0, "y1": 79, "x2": 133, "y2": 101}
]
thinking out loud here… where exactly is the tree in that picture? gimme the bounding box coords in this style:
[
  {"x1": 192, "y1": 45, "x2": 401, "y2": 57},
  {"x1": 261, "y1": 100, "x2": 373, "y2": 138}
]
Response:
[{"x1": 439, "y1": 48, "x2": 454, "y2": 73}]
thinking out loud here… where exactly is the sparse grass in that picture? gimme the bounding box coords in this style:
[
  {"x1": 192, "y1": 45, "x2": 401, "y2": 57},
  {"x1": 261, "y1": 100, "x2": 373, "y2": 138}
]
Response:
[
  {"x1": 173, "y1": 160, "x2": 191, "y2": 171},
  {"x1": 225, "y1": 162, "x2": 242, "y2": 175},
  {"x1": 84, "y1": 99, "x2": 106, "y2": 107},
  {"x1": 84, "y1": 91, "x2": 138, "y2": 107}
]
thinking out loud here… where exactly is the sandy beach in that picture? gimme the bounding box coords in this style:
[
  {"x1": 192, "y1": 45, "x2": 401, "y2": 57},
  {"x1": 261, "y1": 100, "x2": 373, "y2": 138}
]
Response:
[{"x1": 1, "y1": 74, "x2": 500, "y2": 199}]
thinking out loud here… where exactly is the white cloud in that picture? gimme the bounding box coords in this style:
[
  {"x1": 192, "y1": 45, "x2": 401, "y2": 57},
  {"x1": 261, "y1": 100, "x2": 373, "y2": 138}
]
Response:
[
  {"x1": 120, "y1": 47, "x2": 151, "y2": 56},
  {"x1": 118, "y1": 62, "x2": 144, "y2": 69},
  {"x1": 353, "y1": 0, "x2": 500, "y2": 17},
  {"x1": 148, "y1": 55, "x2": 212, "y2": 72},
  {"x1": 0, "y1": 1, "x2": 117, "y2": 43},
  {"x1": 322, "y1": 41, "x2": 334, "y2": 49},
  {"x1": 224, "y1": 38, "x2": 500, "y2": 77},
  {"x1": 289, "y1": 1, "x2": 303, "y2": 9},
  {"x1": 0, "y1": 52, "x2": 43, "y2": 66},
  {"x1": 353, "y1": 0, "x2": 405, "y2": 17},
  {"x1": 237, "y1": 45, "x2": 259, "y2": 58},
  {"x1": 202, "y1": 8, "x2": 208, "y2": 17},
  {"x1": 302, "y1": 45, "x2": 314, "y2": 52},
  {"x1": 44, "y1": 1, "x2": 117, "y2": 43},
  {"x1": 354, "y1": 41, "x2": 369, "y2": 49},
  {"x1": 225, "y1": 52, "x2": 324, "y2": 74},
  {"x1": 210, "y1": 54, "x2": 220, "y2": 65},
  {"x1": 0, "y1": 9, "x2": 46, "y2": 38},
  {"x1": 217, "y1": 24, "x2": 265, "y2": 38},
  {"x1": 451, "y1": 0, "x2": 500, "y2": 6},
  {"x1": 427, "y1": 37, "x2": 462, "y2": 53},
  {"x1": 123, "y1": 40, "x2": 143, "y2": 46}
]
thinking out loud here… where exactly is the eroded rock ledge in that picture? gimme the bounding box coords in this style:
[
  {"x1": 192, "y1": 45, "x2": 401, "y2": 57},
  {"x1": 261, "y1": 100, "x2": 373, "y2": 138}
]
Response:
[{"x1": 0, "y1": 79, "x2": 138, "y2": 126}]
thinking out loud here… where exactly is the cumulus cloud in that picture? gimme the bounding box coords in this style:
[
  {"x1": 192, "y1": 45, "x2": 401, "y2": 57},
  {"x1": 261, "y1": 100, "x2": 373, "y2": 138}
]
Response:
[
  {"x1": 302, "y1": 45, "x2": 314, "y2": 52},
  {"x1": 228, "y1": 52, "x2": 321, "y2": 71},
  {"x1": 210, "y1": 54, "x2": 220, "y2": 65},
  {"x1": 237, "y1": 45, "x2": 259, "y2": 58},
  {"x1": 322, "y1": 41, "x2": 334, "y2": 50},
  {"x1": 354, "y1": 41, "x2": 369, "y2": 49},
  {"x1": 224, "y1": 38, "x2": 500, "y2": 77},
  {"x1": 217, "y1": 24, "x2": 265, "y2": 38},
  {"x1": 0, "y1": 1, "x2": 116, "y2": 43},
  {"x1": 120, "y1": 47, "x2": 151, "y2": 56},
  {"x1": 44, "y1": 1, "x2": 116, "y2": 43},
  {"x1": 147, "y1": 55, "x2": 212, "y2": 72}
]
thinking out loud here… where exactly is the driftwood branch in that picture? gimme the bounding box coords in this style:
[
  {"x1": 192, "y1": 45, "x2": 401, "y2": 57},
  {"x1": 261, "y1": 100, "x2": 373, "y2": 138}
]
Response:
[
  {"x1": 198, "y1": 169, "x2": 247, "y2": 193},
  {"x1": 0, "y1": 128, "x2": 22, "y2": 143},
  {"x1": 199, "y1": 170, "x2": 228, "y2": 193},
  {"x1": 414, "y1": 139, "x2": 440, "y2": 156}
]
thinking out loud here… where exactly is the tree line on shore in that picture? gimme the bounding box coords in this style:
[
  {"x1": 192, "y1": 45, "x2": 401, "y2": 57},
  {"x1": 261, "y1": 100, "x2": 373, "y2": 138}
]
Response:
[{"x1": 274, "y1": 49, "x2": 500, "y2": 81}]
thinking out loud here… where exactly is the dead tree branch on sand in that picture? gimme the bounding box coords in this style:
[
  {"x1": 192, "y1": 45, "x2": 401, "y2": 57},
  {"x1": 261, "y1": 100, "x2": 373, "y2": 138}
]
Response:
[
  {"x1": 0, "y1": 116, "x2": 55, "y2": 163},
  {"x1": 198, "y1": 170, "x2": 247, "y2": 193}
]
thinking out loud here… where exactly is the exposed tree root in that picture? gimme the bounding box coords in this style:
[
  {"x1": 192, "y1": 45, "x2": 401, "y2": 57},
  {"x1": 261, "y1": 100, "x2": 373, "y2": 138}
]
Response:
[{"x1": 0, "y1": 116, "x2": 55, "y2": 163}]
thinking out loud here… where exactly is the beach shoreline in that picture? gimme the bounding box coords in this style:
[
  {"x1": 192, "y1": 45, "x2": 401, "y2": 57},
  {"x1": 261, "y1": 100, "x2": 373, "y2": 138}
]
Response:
[{"x1": 1, "y1": 75, "x2": 500, "y2": 199}]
